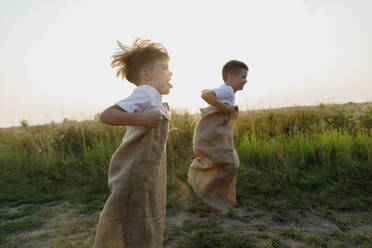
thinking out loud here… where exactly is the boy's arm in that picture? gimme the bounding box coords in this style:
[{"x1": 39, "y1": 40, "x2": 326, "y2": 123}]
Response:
[
  {"x1": 201, "y1": 90, "x2": 234, "y2": 115},
  {"x1": 99, "y1": 105, "x2": 163, "y2": 128}
]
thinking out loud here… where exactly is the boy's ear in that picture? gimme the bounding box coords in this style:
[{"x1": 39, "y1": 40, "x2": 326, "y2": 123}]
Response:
[
  {"x1": 227, "y1": 74, "x2": 234, "y2": 82},
  {"x1": 139, "y1": 68, "x2": 151, "y2": 81}
]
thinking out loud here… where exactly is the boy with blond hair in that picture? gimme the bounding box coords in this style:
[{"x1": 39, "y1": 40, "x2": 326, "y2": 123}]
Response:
[
  {"x1": 188, "y1": 60, "x2": 248, "y2": 214},
  {"x1": 94, "y1": 38, "x2": 173, "y2": 248}
]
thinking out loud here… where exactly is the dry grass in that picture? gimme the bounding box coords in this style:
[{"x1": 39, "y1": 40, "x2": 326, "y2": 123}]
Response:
[{"x1": 1, "y1": 102, "x2": 371, "y2": 247}]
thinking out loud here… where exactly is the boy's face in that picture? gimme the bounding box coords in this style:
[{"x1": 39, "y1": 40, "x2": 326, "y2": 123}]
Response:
[
  {"x1": 147, "y1": 60, "x2": 173, "y2": 95},
  {"x1": 229, "y1": 69, "x2": 248, "y2": 92}
]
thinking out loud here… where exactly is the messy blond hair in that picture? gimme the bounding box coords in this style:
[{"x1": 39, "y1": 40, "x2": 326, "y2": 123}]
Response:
[{"x1": 111, "y1": 38, "x2": 169, "y2": 85}]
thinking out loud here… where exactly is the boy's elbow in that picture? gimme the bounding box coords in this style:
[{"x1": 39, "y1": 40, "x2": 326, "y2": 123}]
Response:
[
  {"x1": 99, "y1": 106, "x2": 125, "y2": 125},
  {"x1": 99, "y1": 109, "x2": 112, "y2": 124},
  {"x1": 201, "y1": 93, "x2": 207, "y2": 101},
  {"x1": 99, "y1": 112, "x2": 108, "y2": 124},
  {"x1": 201, "y1": 90, "x2": 213, "y2": 102},
  {"x1": 201, "y1": 90, "x2": 209, "y2": 100}
]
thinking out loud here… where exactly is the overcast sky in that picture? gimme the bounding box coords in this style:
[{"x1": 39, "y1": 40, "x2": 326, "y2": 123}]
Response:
[{"x1": 0, "y1": 0, "x2": 371, "y2": 127}]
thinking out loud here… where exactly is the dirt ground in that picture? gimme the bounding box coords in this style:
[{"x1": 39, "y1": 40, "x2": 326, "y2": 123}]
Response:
[{"x1": 1, "y1": 201, "x2": 371, "y2": 248}]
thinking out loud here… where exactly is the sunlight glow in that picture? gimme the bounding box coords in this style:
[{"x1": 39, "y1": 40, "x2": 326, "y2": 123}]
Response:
[{"x1": 0, "y1": 0, "x2": 371, "y2": 127}]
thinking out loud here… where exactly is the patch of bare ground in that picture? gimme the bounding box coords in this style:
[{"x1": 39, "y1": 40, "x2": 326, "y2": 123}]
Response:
[
  {"x1": 1, "y1": 203, "x2": 371, "y2": 248},
  {"x1": 301, "y1": 212, "x2": 338, "y2": 232},
  {"x1": 2, "y1": 202, "x2": 98, "y2": 248}
]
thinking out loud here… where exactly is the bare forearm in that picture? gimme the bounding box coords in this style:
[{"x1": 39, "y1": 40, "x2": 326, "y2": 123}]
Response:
[
  {"x1": 201, "y1": 90, "x2": 232, "y2": 114},
  {"x1": 100, "y1": 107, "x2": 146, "y2": 126}
]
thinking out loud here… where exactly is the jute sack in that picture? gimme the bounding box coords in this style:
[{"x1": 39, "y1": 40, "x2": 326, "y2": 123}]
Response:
[
  {"x1": 94, "y1": 114, "x2": 169, "y2": 248},
  {"x1": 188, "y1": 106, "x2": 239, "y2": 214}
]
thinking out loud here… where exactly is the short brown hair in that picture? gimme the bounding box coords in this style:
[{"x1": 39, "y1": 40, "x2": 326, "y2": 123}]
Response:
[
  {"x1": 222, "y1": 60, "x2": 248, "y2": 82},
  {"x1": 111, "y1": 38, "x2": 169, "y2": 85}
]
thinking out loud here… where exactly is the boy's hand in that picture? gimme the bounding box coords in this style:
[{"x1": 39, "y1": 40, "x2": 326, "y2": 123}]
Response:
[
  {"x1": 163, "y1": 102, "x2": 170, "y2": 111},
  {"x1": 221, "y1": 105, "x2": 235, "y2": 115},
  {"x1": 142, "y1": 110, "x2": 164, "y2": 128},
  {"x1": 232, "y1": 106, "x2": 239, "y2": 119}
]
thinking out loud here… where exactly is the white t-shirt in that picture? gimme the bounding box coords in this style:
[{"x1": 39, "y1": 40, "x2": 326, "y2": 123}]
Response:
[
  {"x1": 115, "y1": 85, "x2": 169, "y2": 119},
  {"x1": 213, "y1": 84, "x2": 235, "y2": 106}
]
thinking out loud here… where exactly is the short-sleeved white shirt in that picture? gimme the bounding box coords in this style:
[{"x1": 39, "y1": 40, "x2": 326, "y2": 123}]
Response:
[
  {"x1": 115, "y1": 85, "x2": 169, "y2": 119},
  {"x1": 213, "y1": 84, "x2": 235, "y2": 106}
]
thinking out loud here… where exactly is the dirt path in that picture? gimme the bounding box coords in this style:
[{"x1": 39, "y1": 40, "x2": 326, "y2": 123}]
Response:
[{"x1": 1, "y1": 202, "x2": 371, "y2": 248}]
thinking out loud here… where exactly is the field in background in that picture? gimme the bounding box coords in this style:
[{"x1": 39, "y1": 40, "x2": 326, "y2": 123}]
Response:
[{"x1": 1, "y1": 102, "x2": 371, "y2": 247}]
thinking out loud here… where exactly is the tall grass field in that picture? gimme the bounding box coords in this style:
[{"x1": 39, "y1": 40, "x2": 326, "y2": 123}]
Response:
[{"x1": 1, "y1": 102, "x2": 371, "y2": 247}]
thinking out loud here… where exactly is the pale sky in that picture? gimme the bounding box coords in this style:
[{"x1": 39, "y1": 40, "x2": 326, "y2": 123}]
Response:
[{"x1": 0, "y1": 0, "x2": 371, "y2": 127}]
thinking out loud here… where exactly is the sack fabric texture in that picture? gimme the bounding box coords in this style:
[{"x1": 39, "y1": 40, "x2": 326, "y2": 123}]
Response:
[
  {"x1": 188, "y1": 106, "x2": 239, "y2": 214},
  {"x1": 94, "y1": 117, "x2": 169, "y2": 248}
]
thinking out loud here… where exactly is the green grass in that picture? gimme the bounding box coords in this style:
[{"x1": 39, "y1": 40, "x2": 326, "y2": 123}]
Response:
[
  {"x1": 0, "y1": 102, "x2": 371, "y2": 247},
  {"x1": 303, "y1": 230, "x2": 372, "y2": 248},
  {"x1": 166, "y1": 219, "x2": 254, "y2": 248},
  {"x1": 0, "y1": 216, "x2": 44, "y2": 235},
  {"x1": 1, "y1": 102, "x2": 371, "y2": 210}
]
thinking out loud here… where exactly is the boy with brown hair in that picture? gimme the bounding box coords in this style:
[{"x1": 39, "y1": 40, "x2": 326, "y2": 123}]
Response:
[
  {"x1": 93, "y1": 38, "x2": 173, "y2": 248},
  {"x1": 188, "y1": 60, "x2": 248, "y2": 214}
]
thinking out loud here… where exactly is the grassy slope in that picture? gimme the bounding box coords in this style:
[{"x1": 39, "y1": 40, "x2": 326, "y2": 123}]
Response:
[{"x1": 0, "y1": 102, "x2": 371, "y2": 247}]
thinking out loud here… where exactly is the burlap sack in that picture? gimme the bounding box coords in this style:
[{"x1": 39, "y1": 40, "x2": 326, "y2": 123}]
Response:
[
  {"x1": 188, "y1": 106, "x2": 239, "y2": 214},
  {"x1": 93, "y1": 112, "x2": 169, "y2": 248}
]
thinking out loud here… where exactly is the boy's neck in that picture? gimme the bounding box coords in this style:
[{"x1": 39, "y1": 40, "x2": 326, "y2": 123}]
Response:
[
  {"x1": 224, "y1": 82, "x2": 237, "y2": 93},
  {"x1": 137, "y1": 82, "x2": 162, "y2": 95}
]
